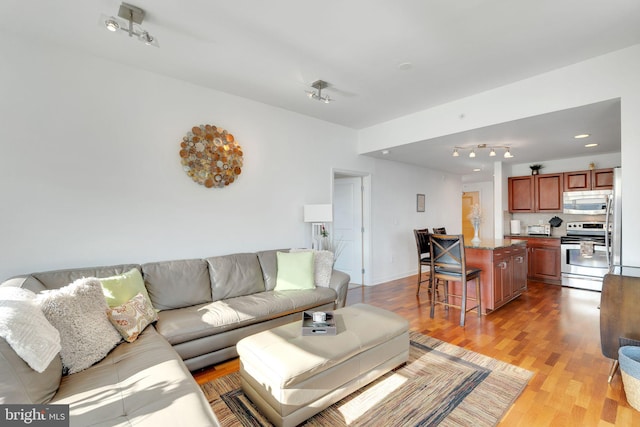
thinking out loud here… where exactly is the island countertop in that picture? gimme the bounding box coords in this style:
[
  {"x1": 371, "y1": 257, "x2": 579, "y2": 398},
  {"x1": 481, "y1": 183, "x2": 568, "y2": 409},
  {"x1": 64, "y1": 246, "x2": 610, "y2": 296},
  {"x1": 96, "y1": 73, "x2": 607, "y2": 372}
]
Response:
[{"x1": 464, "y1": 238, "x2": 527, "y2": 250}]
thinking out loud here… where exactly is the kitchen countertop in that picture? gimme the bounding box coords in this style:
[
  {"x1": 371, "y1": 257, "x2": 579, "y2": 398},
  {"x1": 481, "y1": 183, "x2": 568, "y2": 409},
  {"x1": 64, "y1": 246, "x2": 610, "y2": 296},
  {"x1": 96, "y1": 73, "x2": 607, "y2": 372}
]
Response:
[
  {"x1": 504, "y1": 234, "x2": 561, "y2": 239},
  {"x1": 464, "y1": 238, "x2": 527, "y2": 250}
]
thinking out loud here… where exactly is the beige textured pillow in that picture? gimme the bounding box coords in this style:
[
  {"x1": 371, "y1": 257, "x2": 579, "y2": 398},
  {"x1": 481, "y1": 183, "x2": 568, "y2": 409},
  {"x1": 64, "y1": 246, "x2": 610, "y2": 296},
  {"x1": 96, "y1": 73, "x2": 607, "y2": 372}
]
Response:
[
  {"x1": 107, "y1": 292, "x2": 158, "y2": 342},
  {"x1": 36, "y1": 278, "x2": 122, "y2": 374}
]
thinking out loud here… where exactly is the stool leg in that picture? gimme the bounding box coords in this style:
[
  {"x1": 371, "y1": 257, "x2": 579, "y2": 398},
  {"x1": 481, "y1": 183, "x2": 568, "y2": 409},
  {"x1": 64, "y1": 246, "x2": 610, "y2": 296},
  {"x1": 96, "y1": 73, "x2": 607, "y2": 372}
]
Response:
[
  {"x1": 476, "y1": 277, "x2": 482, "y2": 317},
  {"x1": 608, "y1": 359, "x2": 619, "y2": 383},
  {"x1": 460, "y1": 279, "x2": 467, "y2": 327},
  {"x1": 444, "y1": 281, "x2": 449, "y2": 311},
  {"x1": 430, "y1": 277, "x2": 436, "y2": 318}
]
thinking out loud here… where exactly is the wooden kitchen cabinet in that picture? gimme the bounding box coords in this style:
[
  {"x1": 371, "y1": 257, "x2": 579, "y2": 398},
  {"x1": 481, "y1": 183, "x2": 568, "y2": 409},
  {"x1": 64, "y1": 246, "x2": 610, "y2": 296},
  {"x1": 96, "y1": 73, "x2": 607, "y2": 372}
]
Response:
[
  {"x1": 525, "y1": 237, "x2": 561, "y2": 284},
  {"x1": 508, "y1": 176, "x2": 534, "y2": 212},
  {"x1": 508, "y1": 173, "x2": 563, "y2": 213},
  {"x1": 563, "y1": 168, "x2": 613, "y2": 191},
  {"x1": 534, "y1": 173, "x2": 563, "y2": 212},
  {"x1": 465, "y1": 240, "x2": 528, "y2": 314}
]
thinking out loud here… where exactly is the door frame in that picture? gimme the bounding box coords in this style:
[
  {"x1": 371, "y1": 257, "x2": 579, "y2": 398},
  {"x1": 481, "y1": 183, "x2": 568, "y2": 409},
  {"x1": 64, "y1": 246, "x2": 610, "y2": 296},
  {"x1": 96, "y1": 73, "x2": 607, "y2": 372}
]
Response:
[{"x1": 332, "y1": 168, "x2": 372, "y2": 286}]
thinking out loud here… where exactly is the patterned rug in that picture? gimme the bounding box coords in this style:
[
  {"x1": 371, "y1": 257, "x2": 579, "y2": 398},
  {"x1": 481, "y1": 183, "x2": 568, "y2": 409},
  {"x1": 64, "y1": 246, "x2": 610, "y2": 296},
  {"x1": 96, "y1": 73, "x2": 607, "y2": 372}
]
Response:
[{"x1": 200, "y1": 331, "x2": 533, "y2": 426}]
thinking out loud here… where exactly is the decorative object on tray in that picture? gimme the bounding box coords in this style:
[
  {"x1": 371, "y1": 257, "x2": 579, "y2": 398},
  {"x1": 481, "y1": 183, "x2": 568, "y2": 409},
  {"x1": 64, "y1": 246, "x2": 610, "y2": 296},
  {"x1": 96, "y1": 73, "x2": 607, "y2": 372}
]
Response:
[
  {"x1": 529, "y1": 164, "x2": 543, "y2": 175},
  {"x1": 467, "y1": 203, "x2": 482, "y2": 245},
  {"x1": 179, "y1": 124, "x2": 243, "y2": 188},
  {"x1": 302, "y1": 310, "x2": 336, "y2": 335}
]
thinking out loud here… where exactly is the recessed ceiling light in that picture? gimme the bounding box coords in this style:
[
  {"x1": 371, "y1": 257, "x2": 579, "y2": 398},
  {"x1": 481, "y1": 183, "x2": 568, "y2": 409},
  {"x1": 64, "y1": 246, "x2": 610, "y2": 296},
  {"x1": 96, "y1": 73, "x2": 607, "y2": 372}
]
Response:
[
  {"x1": 574, "y1": 134, "x2": 590, "y2": 139},
  {"x1": 585, "y1": 143, "x2": 598, "y2": 148},
  {"x1": 473, "y1": 168, "x2": 481, "y2": 172},
  {"x1": 381, "y1": 150, "x2": 390, "y2": 155}
]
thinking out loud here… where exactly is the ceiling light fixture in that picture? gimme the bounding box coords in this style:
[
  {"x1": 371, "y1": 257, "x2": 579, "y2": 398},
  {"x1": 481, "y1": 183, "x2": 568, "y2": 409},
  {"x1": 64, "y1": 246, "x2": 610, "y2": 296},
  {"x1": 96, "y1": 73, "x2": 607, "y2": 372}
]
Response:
[
  {"x1": 574, "y1": 134, "x2": 590, "y2": 139},
  {"x1": 585, "y1": 143, "x2": 598, "y2": 148},
  {"x1": 306, "y1": 80, "x2": 332, "y2": 103},
  {"x1": 103, "y1": 2, "x2": 159, "y2": 47},
  {"x1": 452, "y1": 143, "x2": 514, "y2": 159}
]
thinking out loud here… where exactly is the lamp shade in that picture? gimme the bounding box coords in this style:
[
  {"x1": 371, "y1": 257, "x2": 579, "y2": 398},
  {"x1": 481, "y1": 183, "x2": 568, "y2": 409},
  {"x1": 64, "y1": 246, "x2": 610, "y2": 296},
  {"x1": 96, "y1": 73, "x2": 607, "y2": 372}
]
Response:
[{"x1": 303, "y1": 204, "x2": 333, "y2": 223}]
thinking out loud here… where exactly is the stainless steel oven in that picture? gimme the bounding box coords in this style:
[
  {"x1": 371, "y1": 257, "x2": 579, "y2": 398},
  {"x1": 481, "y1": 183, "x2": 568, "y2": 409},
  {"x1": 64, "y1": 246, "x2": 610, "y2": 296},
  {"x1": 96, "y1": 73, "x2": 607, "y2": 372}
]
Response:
[{"x1": 560, "y1": 221, "x2": 610, "y2": 291}]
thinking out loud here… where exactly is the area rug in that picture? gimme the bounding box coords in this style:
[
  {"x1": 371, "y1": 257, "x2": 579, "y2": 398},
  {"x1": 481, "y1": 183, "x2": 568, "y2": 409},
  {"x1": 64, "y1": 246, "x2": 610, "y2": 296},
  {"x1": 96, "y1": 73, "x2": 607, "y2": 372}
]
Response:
[{"x1": 200, "y1": 331, "x2": 533, "y2": 426}]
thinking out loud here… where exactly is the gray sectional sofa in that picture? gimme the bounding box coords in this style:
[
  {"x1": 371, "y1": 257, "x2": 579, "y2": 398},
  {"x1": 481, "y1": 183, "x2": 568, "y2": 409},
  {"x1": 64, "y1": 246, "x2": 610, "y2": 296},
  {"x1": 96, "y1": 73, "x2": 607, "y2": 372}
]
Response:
[{"x1": 0, "y1": 249, "x2": 350, "y2": 426}]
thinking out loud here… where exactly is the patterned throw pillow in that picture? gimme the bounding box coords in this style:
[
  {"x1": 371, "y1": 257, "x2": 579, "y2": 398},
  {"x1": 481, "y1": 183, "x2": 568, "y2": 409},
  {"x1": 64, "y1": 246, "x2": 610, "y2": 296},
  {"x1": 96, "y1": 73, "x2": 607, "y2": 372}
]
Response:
[{"x1": 106, "y1": 292, "x2": 158, "y2": 343}]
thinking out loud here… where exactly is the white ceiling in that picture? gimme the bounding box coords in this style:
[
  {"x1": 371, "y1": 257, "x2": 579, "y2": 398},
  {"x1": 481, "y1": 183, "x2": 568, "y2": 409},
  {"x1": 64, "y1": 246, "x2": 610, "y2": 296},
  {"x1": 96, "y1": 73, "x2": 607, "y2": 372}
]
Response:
[{"x1": 2, "y1": 1, "x2": 637, "y2": 175}]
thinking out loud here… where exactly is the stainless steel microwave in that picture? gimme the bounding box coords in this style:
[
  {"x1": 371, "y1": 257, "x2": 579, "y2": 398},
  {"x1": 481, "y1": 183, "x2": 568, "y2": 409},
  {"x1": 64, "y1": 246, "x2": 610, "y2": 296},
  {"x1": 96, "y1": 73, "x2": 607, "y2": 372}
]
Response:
[{"x1": 562, "y1": 190, "x2": 611, "y2": 214}]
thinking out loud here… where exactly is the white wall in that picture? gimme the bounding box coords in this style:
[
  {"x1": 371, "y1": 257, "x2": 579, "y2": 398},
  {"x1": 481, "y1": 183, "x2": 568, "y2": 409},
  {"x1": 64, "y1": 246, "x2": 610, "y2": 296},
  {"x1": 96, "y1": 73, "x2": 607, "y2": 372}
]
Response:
[
  {"x1": 359, "y1": 44, "x2": 640, "y2": 269},
  {"x1": 369, "y1": 160, "x2": 462, "y2": 284},
  {"x1": 0, "y1": 35, "x2": 460, "y2": 286}
]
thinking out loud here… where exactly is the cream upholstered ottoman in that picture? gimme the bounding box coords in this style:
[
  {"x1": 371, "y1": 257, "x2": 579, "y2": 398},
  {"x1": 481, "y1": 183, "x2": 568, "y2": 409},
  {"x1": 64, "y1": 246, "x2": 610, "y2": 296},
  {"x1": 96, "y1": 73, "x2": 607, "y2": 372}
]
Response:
[{"x1": 236, "y1": 303, "x2": 409, "y2": 427}]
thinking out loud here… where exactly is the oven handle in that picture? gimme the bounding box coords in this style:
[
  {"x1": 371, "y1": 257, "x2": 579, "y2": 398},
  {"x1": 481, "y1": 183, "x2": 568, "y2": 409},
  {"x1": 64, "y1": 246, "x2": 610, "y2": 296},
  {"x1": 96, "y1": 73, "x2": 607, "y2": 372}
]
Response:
[{"x1": 605, "y1": 194, "x2": 612, "y2": 270}]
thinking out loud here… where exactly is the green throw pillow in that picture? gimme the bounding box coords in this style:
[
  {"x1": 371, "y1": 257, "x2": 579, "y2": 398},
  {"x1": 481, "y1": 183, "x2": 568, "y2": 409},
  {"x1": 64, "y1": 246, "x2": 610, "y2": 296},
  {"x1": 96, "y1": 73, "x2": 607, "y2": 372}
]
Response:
[
  {"x1": 275, "y1": 251, "x2": 316, "y2": 291},
  {"x1": 100, "y1": 268, "x2": 153, "y2": 308}
]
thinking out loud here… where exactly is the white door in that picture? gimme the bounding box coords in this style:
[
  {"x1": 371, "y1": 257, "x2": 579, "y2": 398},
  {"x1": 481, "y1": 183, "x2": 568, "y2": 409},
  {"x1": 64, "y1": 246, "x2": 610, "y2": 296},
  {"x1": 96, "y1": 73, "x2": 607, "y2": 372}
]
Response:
[{"x1": 333, "y1": 177, "x2": 363, "y2": 285}]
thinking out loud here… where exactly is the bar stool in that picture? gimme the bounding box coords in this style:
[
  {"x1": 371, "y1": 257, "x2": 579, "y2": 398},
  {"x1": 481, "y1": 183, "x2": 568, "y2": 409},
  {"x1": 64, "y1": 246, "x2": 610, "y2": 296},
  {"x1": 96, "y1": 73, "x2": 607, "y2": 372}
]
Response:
[
  {"x1": 413, "y1": 229, "x2": 432, "y2": 296},
  {"x1": 429, "y1": 233, "x2": 482, "y2": 326}
]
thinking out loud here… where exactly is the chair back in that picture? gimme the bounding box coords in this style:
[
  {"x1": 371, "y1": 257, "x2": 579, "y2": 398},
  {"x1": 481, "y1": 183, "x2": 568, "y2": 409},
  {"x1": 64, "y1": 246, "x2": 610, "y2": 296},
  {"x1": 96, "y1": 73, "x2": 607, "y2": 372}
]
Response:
[
  {"x1": 429, "y1": 234, "x2": 467, "y2": 273},
  {"x1": 432, "y1": 227, "x2": 447, "y2": 234},
  {"x1": 413, "y1": 229, "x2": 431, "y2": 259}
]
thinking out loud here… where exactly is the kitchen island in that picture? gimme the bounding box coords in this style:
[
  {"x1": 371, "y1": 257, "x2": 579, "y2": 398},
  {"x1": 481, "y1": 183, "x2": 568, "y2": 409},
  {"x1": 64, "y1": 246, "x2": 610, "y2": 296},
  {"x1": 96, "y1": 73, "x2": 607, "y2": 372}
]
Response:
[
  {"x1": 442, "y1": 238, "x2": 527, "y2": 314},
  {"x1": 465, "y1": 238, "x2": 527, "y2": 314}
]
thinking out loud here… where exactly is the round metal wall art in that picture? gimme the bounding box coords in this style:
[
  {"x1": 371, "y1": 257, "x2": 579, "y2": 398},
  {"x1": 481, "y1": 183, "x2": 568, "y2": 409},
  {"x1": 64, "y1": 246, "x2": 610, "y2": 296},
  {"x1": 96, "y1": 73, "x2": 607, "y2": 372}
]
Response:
[{"x1": 179, "y1": 124, "x2": 243, "y2": 188}]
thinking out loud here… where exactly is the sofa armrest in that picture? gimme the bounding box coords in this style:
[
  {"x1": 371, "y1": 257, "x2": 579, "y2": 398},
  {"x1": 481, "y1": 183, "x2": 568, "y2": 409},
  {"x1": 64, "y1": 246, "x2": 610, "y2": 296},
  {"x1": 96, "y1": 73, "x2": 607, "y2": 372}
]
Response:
[{"x1": 328, "y1": 269, "x2": 350, "y2": 309}]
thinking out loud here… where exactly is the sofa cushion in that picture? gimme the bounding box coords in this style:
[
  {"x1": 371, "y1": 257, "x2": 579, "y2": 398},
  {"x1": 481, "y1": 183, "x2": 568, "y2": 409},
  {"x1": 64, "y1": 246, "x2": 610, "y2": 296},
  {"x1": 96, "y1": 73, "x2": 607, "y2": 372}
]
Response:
[
  {"x1": 99, "y1": 268, "x2": 153, "y2": 308},
  {"x1": 142, "y1": 259, "x2": 212, "y2": 311},
  {"x1": 31, "y1": 264, "x2": 140, "y2": 290},
  {"x1": 36, "y1": 278, "x2": 122, "y2": 374},
  {"x1": 155, "y1": 287, "x2": 337, "y2": 346},
  {"x1": 206, "y1": 253, "x2": 266, "y2": 301},
  {"x1": 107, "y1": 292, "x2": 158, "y2": 343},
  {"x1": 256, "y1": 249, "x2": 288, "y2": 291},
  {"x1": 275, "y1": 251, "x2": 315, "y2": 291},
  {"x1": 0, "y1": 337, "x2": 62, "y2": 404},
  {"x1": 50, "y1": 326, "x2": 218, "y2": 426}
]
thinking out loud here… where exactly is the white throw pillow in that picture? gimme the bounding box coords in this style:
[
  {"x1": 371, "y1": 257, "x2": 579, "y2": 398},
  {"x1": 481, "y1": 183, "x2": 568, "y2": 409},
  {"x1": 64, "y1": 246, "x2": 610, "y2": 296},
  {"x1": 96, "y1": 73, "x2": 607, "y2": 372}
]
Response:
[
  {"x1": 36, "y1": 278, "x2": 122, "y2": 374},
  {"x1": 0, "y1": 287, "x2": 61, "y2": 373},
  {"x1": 290, "y1": 249, "x2": 334, "y2": 287}
]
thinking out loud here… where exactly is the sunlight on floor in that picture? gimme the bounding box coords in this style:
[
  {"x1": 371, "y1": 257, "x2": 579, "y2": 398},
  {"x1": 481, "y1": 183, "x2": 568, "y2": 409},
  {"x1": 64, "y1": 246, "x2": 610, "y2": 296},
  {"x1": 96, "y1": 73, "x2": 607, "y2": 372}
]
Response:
[{"x1": 335, "y1": 373, "x2": 408, "y2": 424}]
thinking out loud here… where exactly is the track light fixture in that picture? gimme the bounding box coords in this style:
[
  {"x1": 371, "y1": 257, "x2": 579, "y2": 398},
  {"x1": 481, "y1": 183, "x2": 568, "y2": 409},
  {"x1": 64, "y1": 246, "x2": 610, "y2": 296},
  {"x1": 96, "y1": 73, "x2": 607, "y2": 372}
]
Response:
[
  {"x1": 306, "y1": 80, "x2": 332, "y2": 103},
  {"x1": 103, "y1": 2, "x2": 159, "y2": 47},
  {"x1": 452, "y1": 143, "x2": 514, "y2": 159}
]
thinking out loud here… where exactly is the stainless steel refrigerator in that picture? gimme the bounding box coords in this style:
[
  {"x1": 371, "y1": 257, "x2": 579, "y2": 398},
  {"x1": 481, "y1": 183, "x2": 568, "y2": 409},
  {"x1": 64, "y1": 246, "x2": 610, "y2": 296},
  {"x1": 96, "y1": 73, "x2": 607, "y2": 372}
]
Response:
[{"x1": 606, "y1": 166, "x2": 622, "y2": 273}]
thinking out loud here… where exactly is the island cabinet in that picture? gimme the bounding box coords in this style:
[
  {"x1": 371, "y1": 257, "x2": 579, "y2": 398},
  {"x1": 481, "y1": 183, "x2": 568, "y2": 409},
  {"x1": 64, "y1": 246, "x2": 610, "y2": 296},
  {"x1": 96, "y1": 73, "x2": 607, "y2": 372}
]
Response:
[
  {"x1": 506, "y1": 236, "x2": 562, "y2": 284},
  {"x1": 463, "y1": 240, "x2": 528, "y2": 314}
]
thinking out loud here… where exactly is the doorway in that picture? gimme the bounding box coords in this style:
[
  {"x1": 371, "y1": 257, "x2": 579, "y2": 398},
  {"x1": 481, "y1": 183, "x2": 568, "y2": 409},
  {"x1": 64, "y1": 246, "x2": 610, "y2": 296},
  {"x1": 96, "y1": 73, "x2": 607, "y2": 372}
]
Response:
[
  {"x1": 462, "y1": 191, "x2": 479, "y2": 241},
  {"x1": 332, "y1": 170, "x2": 371, "y2": 286}
]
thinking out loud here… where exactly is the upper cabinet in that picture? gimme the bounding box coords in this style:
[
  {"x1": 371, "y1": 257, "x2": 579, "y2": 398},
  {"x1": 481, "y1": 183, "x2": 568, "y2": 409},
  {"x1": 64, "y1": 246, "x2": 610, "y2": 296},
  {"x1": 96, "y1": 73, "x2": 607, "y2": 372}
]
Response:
[
  {"x1": 508, "y1": 173, "x2": 563, "y2": 213},
  {"x1": 535, "y1": 173, "x2": 563, "y2": 211},
  {"x1": 508, "y1": 176, "x2": 535, "y2": 212},
  {"x1": 563, "y1": 168, "x2": 614, "y2": 191}
]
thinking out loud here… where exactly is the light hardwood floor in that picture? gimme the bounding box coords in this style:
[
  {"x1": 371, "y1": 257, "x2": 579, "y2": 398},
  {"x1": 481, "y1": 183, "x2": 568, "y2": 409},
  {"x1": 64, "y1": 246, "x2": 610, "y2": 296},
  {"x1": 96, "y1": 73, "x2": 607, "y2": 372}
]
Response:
[{"x1": 193, "y1": 277, "x2": 640, "y2": 426}]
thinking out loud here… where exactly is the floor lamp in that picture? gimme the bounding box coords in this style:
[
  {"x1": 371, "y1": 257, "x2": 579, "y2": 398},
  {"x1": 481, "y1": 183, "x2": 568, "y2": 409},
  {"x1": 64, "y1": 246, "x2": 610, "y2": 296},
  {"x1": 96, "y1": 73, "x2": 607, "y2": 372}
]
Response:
[{"x1": 303, "y1": 204, "x2": 333, "y2": 250}]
